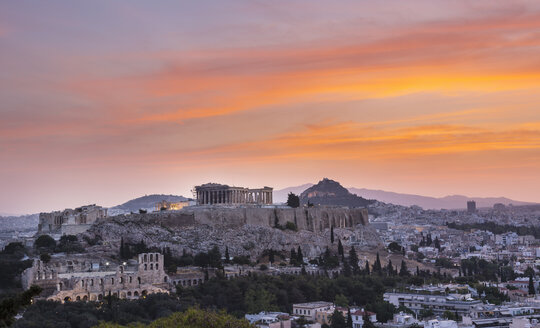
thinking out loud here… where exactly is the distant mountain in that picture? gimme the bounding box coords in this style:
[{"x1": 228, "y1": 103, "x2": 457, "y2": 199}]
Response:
[
  {"x1": 273, "y1": 183, "x2": 314, "y2": 203},
  {"x1": 110, "y1": 194, "x2": 189, "y2": 214},
  {"x1": 348, "y1": 188, "x2": 534, "y2": 209},
  {"x1": 300, "y1": 178, "x2": 374, "y2": 207},
  {"x1": 274, "y1": 182, "x2": 535, "y2": 210}
]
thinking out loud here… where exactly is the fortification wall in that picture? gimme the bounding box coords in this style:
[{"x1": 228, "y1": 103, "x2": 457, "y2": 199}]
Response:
[{"x1": 151, "y1": 206, "x2": 368, "y2": 233}]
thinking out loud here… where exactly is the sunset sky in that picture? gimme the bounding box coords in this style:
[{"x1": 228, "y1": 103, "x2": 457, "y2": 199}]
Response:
[{"x1": 1, "y1": 0, "x2": 540, "y2": 214}]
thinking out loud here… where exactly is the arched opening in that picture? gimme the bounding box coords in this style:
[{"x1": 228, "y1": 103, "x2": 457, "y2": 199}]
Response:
[
  {"x1": 142, "y1": 290, "x2": 147, "y2": 296},
  {"x1": 150, "y1": 263, "x2": 153, "y2": 270},
  {"x1": 144, "y1": 264, "x2": 147, "y2": 270},
  {"x1": 164, "y1": 276, "x2": 168, "y2": 283},
  {"x1": 90, "y1": 294, "x2": 96, "y2": 301},
  {"x1": 150, "y1": 254, "x2": 153, "y2": 262},
  {"x1": 111, "y1": 278, "x2": 114, "y2": 285},
  {"x1": 76, "y1": 296, "x2": 81, "y2": 301},
  {"x1": 137, "y1": 277, "x2": 141, "y2": 285},
  {"x1": 98, "y1": 294, "x2": 103, "y2": 300},
  {"x1": 155, "y1": 264, "x2": 159, "y2": 270},
  {"x1": 127, "y1": 291, "x2": 132, "y2": 297},
  {"x1": 134, "y1": 291, "x2": 139, "y2": 297},
  {"x1": 129, "y1": 276, "x2": 132, "y2": 283},
  {"x1": 143, "y1": 254, "x2": 147, "y2": 262},
  {"x1": 83, "y1": 295, "x2": 88, "y2": 301},
  {"x1": 155, "y1": 254, "x2": 159, "y2": 261},
  {"x1": 120, "y1": 292, "x2": 126, "y2": 299},
  {"x1": 64, "y1": 296, "x2": 71, "y2": 302}
]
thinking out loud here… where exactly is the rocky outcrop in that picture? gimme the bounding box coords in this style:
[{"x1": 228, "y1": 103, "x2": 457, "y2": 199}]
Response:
[
  {"x1": 84, "y1": 206, "x2": 378, "y2": 260},
  {"x1": 300, "y1": 178, "x2": 374, "y2": 207}
]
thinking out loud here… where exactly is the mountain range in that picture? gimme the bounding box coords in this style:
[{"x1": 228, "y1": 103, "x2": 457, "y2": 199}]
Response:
[{"x1": 274, "y1": 182, "x2": 534, "y2": 209}]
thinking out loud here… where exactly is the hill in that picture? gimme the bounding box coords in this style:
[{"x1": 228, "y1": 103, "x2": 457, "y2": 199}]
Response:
[
  {"x1": 275, "y1": 183, "x2": 535, "y2": 209},
  {"x1": 300, "y1": 178, "x2": 374, "y2": 207},
  {"x1": 109, "y1": 194, "x2": 189, "y2": 214}
]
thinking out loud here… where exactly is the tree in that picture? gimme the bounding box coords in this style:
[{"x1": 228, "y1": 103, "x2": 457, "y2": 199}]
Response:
[
  {"x1": 245, "y1": 288, "x2": 278, "y2": 313},
  {"x1": 334, "y1": 294, "x2": 348, "y2": 307},
  {"x1": 297, "y1": 246, "x2": 304, "y2": 265},
  {"x1": 347, "y1": 308, "x2": 353, "y2": 328},
  {"x1": 0, "y1": 285, "x2": 42, "y2": 326},
  {"x1": 343, "y1": 258, "x2": 352, "y2": 277},
  {"x1": 331, "y1": 226, "x2": 335, "y2": 244},
  {"x1": 34, "y1": 235, "x2": 56, "y2": 249},
  {"x1": 363, "y1": 312, "x2": 376, "y2": 328},
  {"x1": 268, "y1": 249, "x2": 274, "y2": 263},
  {"x1": 349, "y1": 246, "x2": 359, "y2": 275},
  {"x1": 338, "y1": 239, "x2": 344, "y2": 257},
  {"x1": 364, "y1": 260, "x2": 370, "y2": 275},
  {"x1": 40, "y1": 253, "x2": 51, "y2": 263},
  {"x1": 373, "y1": 253, "x2": 382, "y2": 275},
  {"x1": 330, "y1": 309, "x2": 347, "y2": 328},
  {"x1": 529, "y1": 273, "x2": 536, "y2": 295},
  {"x1": 287, "y1": 193, "x2": 300, "y2": 208},
  {"x1": 224, "y1": 247, "x2": 230, "y2": 264},
  {"x1": 386, "y1": 259, "x2": 394, "y2": 276},
  {"x1": 434, "y1": 237, "x2": 441, "y2": 250},
  {"x1": 290, "y1": 248, "x2": 297, "y2": 265},
  {"x1": 399, "y1": 260, "x2": 409, "y2": 277}
]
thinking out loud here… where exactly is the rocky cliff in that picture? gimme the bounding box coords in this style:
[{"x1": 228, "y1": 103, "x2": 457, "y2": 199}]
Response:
[{"x1": 84, "y1": 206, "x2": 379, "y2": 259}]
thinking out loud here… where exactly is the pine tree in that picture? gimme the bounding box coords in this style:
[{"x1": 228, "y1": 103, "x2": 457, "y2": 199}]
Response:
[
  {"x1": 225, "y1": 246, "x2": 230, "y2": 263},
  {"x1": 529, "y1": 273, "x2": 536, "y2": 295},
  {"x1": 399, "y1": 260, "x2": 409, "y2": 276},
  {"x1": 290, "y1": 248, "x2": 297, "y2": 265},
  {"x1": 434, "y1": 237, "x2": 441, "y2": 250},
  {"x1": 343, "y1": 258, "x2": 352, "y2": 277},
  {"x1": 297, "y1": 246, "x2": 304, "y2": 264},
  {"x1": 338, "y1": 239, "x2": 344, "y2": 256},
  {"x1": 363, "y1": 312, "x2": 375, "y2": 328},
  {"x1": 427, "y1": 234, "x2": 433, "y2": 246},
  {"x1": 120, "y1": 237, "x2": 125, "y2": 259},
  {"x1": 416, "y1": 266, "x2": 420, "y2": 276},
  {"x1": 349, "y1": 246, "x2": 360, "y2": 275},
  {"x1": 330, "y1": 309, "x2": 347, "y2": 328},
  {"x1": 269, "y1": 249, "x2": 275, "y2": 263},
  {"x1": 347, "y1": 308, "x2": 353, "y2": 328},
  {"x1": 331, "y1": 226, "x2": 335, "y2": 244},
  {"x1": 373, "y1": 252, "x2": 382, "y2": 274},
  {"x1": 386, "y1": 259, "x2": 394, "y2": 276},
  {"x1": 365, "y1": 260, "x2": 370, "y2": 275}
]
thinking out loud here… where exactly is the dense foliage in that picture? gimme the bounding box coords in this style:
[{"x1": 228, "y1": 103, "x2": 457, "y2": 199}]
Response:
[
  {"x1": 448, "y1": 222, "x2": 540, "y2": 239},
  {"x1": 93, "y1": 308, "x2": 254, "y2": 328},
  {"x1": 0, "y1": 242, "x2": 32, "y2": 291},
  {"x1": 0, "y1": 285, "x2": 42, "y2": 327},
  {"x1": 13, "y1": 293, "x2": 186, "y2": 328},
  {"x1": 177, "y1": 273, "x2": 416, "y2": 322}
]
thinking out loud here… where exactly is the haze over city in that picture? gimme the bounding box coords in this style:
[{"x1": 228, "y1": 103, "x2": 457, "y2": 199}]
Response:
[{"x1": 1, "y1": 0, "x2": 539, "y2": 214}]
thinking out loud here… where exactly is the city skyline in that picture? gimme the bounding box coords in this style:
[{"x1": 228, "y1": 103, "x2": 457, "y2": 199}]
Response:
[{"x1": 1, "y1": 0, "x2": 540, "y2": 214}]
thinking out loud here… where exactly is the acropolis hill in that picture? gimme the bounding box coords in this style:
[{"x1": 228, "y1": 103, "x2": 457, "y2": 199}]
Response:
[{"x1": 83, "y1": 205, "x2": 378, "y2": 260}]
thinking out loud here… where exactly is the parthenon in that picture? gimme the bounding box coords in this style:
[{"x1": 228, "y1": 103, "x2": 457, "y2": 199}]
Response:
[{"x1": 195, "y1": 183, "x2": 273, "y2": 205}]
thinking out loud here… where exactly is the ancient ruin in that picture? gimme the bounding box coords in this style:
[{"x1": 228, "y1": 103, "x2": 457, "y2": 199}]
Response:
[
  {"x1": 22, "y1": 252, "x2": 169, "y2": 302},
  {"x1": 195, "y1": 183, "x2": 273, "y2": 205},
  {"x1": 38, "y1": 204, "x2": 107, "y2": 235}
]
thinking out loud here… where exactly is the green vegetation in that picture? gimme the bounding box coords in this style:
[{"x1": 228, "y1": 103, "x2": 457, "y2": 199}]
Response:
[
  {"x1": 448, "y1": 222, "x2": 540, "y2": 239},
  {"x1": 0, "y1": 285, "x2": 42, "y2": 327},
  {"x1": 93, "y1": 308, "x2": 254, "y2": 328},
  {"x1": 0, "y1": 242, "x2": 33, "y2": 291},
  {"x1": 286, "y1": 193, "x2": 300, "y2": 208}
]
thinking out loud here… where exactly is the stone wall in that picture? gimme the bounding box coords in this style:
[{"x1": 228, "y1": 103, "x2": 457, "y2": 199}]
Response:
[{"x1": 147, "y1": 206, "x2": 368, "y2": 232}]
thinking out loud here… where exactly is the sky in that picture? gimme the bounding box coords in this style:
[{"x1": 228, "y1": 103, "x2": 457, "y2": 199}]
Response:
[{"x1": 1, "y1": 0, "x2": 539, "y2": 214}]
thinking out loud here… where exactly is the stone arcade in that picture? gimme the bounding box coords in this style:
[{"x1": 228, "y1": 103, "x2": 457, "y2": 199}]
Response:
[
  {"x1": 22, "y1": 252, "x2": 169, "y2": 302},
  {"x1": 195, "y1": 183, "x2": 273, "y2": 205}
]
